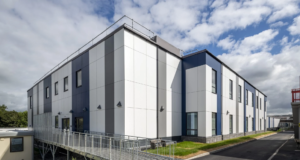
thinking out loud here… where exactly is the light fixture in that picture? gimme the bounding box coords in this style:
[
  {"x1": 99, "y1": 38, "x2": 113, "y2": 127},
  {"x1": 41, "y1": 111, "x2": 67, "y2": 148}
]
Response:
[
  {"x1": 58, "y1": 112, "x2": 61, "y2": 115},
  {"x1": 97, "y1": 105, "x2": 101, "y2": 109},
  {"x1": 117, "y1": 102, "x2": 122, "y2": 107},
  {"x1": 83, "y1": 107, "x2": 88, "y2": 112},
  {"x1": 160, "y1": 106, "x2": 164, "y2": 112},
  {"x1": 249, "y1": 115, "x2": 251, "y2": 117},
  {"x1": 226, "y1": 111, "x2": 229, "y2": 115},
  {"x1": 69, "y1": 110, "x2": 73, "y2": 113}
]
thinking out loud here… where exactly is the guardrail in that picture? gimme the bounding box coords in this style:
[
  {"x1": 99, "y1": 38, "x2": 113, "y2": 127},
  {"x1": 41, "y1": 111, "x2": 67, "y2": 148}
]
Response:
[{"x1": 34, "y1": 127, "x2": 176, "y2": 160}]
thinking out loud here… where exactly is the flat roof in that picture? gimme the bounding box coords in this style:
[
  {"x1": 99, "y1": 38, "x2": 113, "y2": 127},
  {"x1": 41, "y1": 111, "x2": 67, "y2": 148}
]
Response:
[{"x1": 0, "y1": 128, "x2": 34, "y2": 137}]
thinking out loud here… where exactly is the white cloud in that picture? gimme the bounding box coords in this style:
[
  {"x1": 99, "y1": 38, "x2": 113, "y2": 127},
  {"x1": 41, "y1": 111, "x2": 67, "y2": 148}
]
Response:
[
  {"x1": 288, "y1": 15, "x2": 300, "y2": 35},
  {"x1": 218, "y1": 30, "x2": 300, "y2": 114},
  {"x1": 0, "y1": 0, "x2": 110, "y2": 111},
  {"x1": 270, "y1": 21, "x2": 288, "y2": 28},
  {"x1": 267, "y1": 2, "x2": 300, "y2": 23},
  {"x1": 217, "y1": 36, "x2": 236, "y2": 50}
]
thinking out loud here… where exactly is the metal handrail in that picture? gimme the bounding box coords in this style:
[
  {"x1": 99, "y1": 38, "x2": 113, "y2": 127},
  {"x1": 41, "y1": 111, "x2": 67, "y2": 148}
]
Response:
[{"x1": 31, "y1": 15, "x2": 156, "y2": 87}]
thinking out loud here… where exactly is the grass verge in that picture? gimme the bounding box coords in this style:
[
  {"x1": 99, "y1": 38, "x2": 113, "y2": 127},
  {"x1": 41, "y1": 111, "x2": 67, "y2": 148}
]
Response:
[{"x1": 146, "y1": 131, "x2": 279, "y2": 159}]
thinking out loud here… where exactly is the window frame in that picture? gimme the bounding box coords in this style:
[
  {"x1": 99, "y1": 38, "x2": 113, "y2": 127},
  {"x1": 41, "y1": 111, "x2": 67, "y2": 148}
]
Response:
[
  {"x1": 55, "y1": 82, "x2": 58, "y2": 95},
  {"x1": 212, "y1": 112, "x2": 217, "y2": 136},
  {"x1": 252, "y1": 93, "x2": 254, "y2": 107},
  {"x1": 238, "y1": 85, "x2": 242, "y2": 103},
  {"x1": 246, "y1": 89, "x2": 248, "y2": 105},
  {"x1": 10, "y1": 137, "x2": 24, "y2": 152},
  {"x1": 46, "y1": 87, "x2": 49, "y2": 99},
  {"x1": 30, "y1": 96, "x2": 33, "y2": 109},
  {"x1": 229, "y1": 80, "x2": 233, "y2": 99},
  {"x1": 76, "y1": 70, "x2": 82, "y2": 88},
  {"x1": 55, "y1": 116, "x2": 58, "y2": 128},
  {"x1": 257, "y1": 96, "x2": 259, "y2": 109},
  {"x1": 229, "y1": 115, "x2": 233, "y2": 134},
  {"x1": 212, "y1": 69, "x2": 217, "y2": 94},
  {"x1": 186, "y1": 112, "x2": 198, "y2": 136},
  {"x1": 64, "y1": 76, "x2": 68, "y2": 92},
  {"x1": 260, "y1": 98, "x2": 262, "y2": 110}
]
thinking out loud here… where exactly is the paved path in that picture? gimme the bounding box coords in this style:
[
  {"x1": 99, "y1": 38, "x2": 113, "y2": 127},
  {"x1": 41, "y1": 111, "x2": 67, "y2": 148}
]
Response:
[{"x1": 194, "y1": 131, "x2": 300, "y2": 160}]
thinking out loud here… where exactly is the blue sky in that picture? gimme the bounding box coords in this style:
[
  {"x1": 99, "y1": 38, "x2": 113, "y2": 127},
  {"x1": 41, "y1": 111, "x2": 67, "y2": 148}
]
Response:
[{"x1": 1, "y1": 0, "x2": 300, "y2": 115}]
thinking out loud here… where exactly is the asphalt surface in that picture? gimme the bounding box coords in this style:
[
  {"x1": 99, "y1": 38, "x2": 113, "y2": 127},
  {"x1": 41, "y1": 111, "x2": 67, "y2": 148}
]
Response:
[{"x1": 194, "y1": 131, "x2": 300, "y2": 160}]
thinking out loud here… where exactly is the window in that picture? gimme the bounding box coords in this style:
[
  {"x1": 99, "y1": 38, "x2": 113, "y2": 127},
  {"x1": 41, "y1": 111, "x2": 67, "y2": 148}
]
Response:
[
  {"x1": 64, "y1": 77, "x2": 68, "y2": 91},
  {"x1": 187, "y1": 113, "x2": 198, "y2": 136},
  {"x1": 252, "y1": 118, "x2": 254, "y2": 131},
  {"x1": 260, "y1": 98, "x2": 262, "y2": 110},
  {"x1": 264, "y1": 101, "x2": 266, "y2": 111},
  {"x1": 238, "y1": 85, "x2": 242, "y2": 103},
  {"x1": 75, "y1": 117, "x2": 84, "y2": 132},
  {"x1": 246, "y1": 90, "x2": 248, "y2": 105},
  {"x1": 55, "y1": 82, "x2": 58, "y2": 95},
  {"x1": 55, "y1": 116, "x2": 58, "y2": 128},
  {"x1": 252, "y1": 93, "x2": 254, "y2": 107},
  {"x1": 246, "y1": 117, "x2": 248, "y2": 132},
  {"x1": 212, "y1": 113, "x2": 217, "y2": 136},
  {"x1": 10, "y1": 137, "x2": 23, "y2": 152},
  {"x1": 260, "y1": 119, "x2": 262, "y2": 130},
  {"x1": 229, "y1": 115, "x2": 233, "y2": 134},
  {"x1": 257, "y1": 96, "x2": 259, "y2": 109},
  {"x1": 229, "y1": 80, "x2": 233, "y2": 99},
  {"x1": 212, "y1": 69, "x2": 217, "y2": 94},
  {"x1": 29, "y1": 96, "x2": 33, "y2": 109},
  {"x1": 62, "y1": 118, "x2": 70, "y2": 130},
  {"x1": 76, "y1": 70, "x2": 82, "y2": 87},
  {"x1": 46, "y1": 87, "x2": 49, "y2": 98}
]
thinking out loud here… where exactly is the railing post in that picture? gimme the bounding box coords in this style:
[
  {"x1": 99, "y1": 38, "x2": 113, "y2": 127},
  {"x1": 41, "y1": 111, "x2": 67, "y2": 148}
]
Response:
[
  {"x1": 109, "y1": 137, "x2": 112, "y2": 160},
  {"x1": 91, "y1": 135, "x2": 94, "y2": 154},
  {"x1": 72, "y1": 132, "x2": 74, "y2": 148},
  {"x1": 99, "y1": 136, "x2": 102, "y2": 156},
  {"x1": 85, "y1": 134, "x2": 87, "y2": 153},
  {"x1": 68, "y1": 130, "x2": 70, "y2": 147},
  {"x1": 79, "y1": 133, "x2": 81, "y2": 150}
]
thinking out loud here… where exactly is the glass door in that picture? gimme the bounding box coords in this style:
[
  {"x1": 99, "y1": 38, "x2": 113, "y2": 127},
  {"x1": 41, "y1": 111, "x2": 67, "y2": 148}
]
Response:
[
  {"x1": 75, "y1": 117, "x2": 83, "y2": 132},
  {"x1": 187, "y1": 113, "x2": 198, "y2": 136},
  {"x1": 62, "y1": 118, "x2": 70, "y2": 130}
]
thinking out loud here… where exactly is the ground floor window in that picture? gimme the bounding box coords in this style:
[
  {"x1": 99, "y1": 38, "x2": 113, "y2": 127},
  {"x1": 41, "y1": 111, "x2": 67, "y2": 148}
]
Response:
[
  {"x1": 10, "y1": 137, "x2": 23, "y2": 152},
  {"x1": 187, "y1": 113, "x2": 198, "y2": 136},
  {"x1": 75, "y1": 117, "x2": 83, "y2": 132},
  {"x1": 229, "y1": 115, "x2": 233, "y2": 134},
  {"x1": 55, "y1": 116, "x2": 58, "y2": 128},
  {"x1": 62, "y1": 118, "x2": 70, "y2": 130},
  {"x1": 212, "y1": 113, "x2": 217, "y2": 136},
  {"x1": 246, "y1": 117, "x2": 248, "y2": 132},
  {"x1": 252, "y1": 118, "x2": 254, "y2": 131},
  {"x1": 260, "y1": 119, "x2": 262, "y2": 130}
]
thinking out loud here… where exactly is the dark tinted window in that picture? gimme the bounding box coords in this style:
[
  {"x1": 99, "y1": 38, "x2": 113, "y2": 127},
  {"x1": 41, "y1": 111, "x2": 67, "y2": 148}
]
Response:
[{"x1": 10, "y1": 137, "x2": 23, "y2": 152}]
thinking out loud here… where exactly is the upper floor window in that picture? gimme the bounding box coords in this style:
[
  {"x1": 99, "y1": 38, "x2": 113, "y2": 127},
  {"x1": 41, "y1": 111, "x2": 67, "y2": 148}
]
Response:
[
  {"x1": 10, "y1": 137, "x2": 23, "y2": 152},
  {"x1": 55, "y1": 116, "x2": 58, "y2": 128},
  {"x1": 55, "y1": 82, "x2": 58, "y2": 95},
  {"x1": 76, "y1": 70, "x2": 82, "y2": 87},
  {"x1": 264, "y1": 101, "x2": 266, "y2": 111},
  {"x1": 212, "y1": 69, "x2": 217, "y2": 94},
  {"x1": 238, "y1": 85, "x2": 242, "y2": 103},
  {"x1": 257, "y1": 96, "x2": 259, "y2": 109},
  {"x1": 260, "y1": 98, "x2": 262, "y2": 110},
  {"x1": 64, "y1": 77, "x2": 68, "y2": 91},
  {"x1": 46, "y1": 87, "x2": 49, "y2": 99},
  {"x1": 29, "y1": 96, "x2": 33, "y2": 109},
  {"x1": 252, "y1": 93, "x2": 254, "y2": 107},
  {"x1": 246, "y1": 89, "x2": 248, "y2": 105},
  {"x1": 229, "y1": 80, "x2": 233, "y2": 99}
]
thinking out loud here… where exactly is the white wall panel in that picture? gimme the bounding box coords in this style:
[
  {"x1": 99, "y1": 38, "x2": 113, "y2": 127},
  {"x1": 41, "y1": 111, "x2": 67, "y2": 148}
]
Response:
[
  {"x1": 134, "y1": 109, "x2": 147, "y2": 137},
  {"x1": 167, "y1": 53, "x2": 181, "y2": 70},
  {"x1": 96, "y1": 86, "x2": 105, "y2": 109},
  {"x1": 90, "y1": 111, "x2": 96, "y2": 131},
  {"x1": 125, "y1": 81, "x2": 134, "y2": 108},
  {"x1": 134, "y1": 83, "x2": 147, "y2": 109},
  {"x1": 186, "y1": 67, "x2": 197, "y2": 93},
  {"x1": 186, "y1": 92, "x2": 197, "y2": 112},
  {"x1": 134, "y1": 51, "x2": 147, "y2": 84},
  {"x1": 146, "y1": 57, "x2": 157, "y2": 87},
  {"x1": 33, "y1": 86, "x2": 38, "y2": 115},
  {"x1": 38, "y1": 81, "x2": 44, "y2": 114},
  {"x1": 96, "y1": 57, "x2": 105, "y2": 88},
  {"x1": 147, "y1": 110, "x2": 157, "y2": 138},
  {"x1": 124, "y1": 30, "x2": 133, "y2": 49},
  {"x1": 89, "y1": 89, "x2": 97, "y2": 112},
  {"x1": 89, "y1": 61, "x2": 97, "y2": 90},
  {"x1": 115, "y1": 107, "x2": 125, "y2": 135},
  {"x1": 147, "y1": 86, "x2": 156, "y2": 110},
  {"x1": 114, "y1": 81, "x2": 124, "y2": 109},
  {"x1": 96, "y1": 110, "x2": 105, "y2": 132},
  {"x1": 134, "y1": 35, "x2": 146, "y2": 54},
  {"x1": 124, "y1": 108, "x2": 134, "y2": 136},
  {"x1": 146, "y1": 43, "x2": 156, "y2": 59},
  {"x1": 124, "y1": 46, "x2": 134, "y2": 81}
]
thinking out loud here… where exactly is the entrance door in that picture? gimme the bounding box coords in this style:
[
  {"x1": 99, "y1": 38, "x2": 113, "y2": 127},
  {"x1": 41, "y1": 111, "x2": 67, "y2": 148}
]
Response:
[
  {"x1": 62, "y1": 118, "x2": 70, "y2": 130},
  {"x1": 75, "y1": 117, "x2": 83, "y2": 132}
]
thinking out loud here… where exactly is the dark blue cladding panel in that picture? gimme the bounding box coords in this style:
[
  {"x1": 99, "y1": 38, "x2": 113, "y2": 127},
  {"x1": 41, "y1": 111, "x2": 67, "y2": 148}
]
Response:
[
  {"x1": 244, "y1": 81, "x2": 256, "y2": 132},
  {"x1": 44, "y1": 75, "x2": 52, "y2": 113},
  {"x1": 206, "y1": 53, "x2": 222, "y2": 135},
  {"x1": 181, "y1": 52, "x2": 206, "y2": 136},
  {"x1": 72, "y1": 51, "x2": 89, "y2": 132}
]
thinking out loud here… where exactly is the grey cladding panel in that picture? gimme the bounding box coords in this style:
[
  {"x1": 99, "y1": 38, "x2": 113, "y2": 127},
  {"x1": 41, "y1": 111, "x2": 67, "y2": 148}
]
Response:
[
  {"x1": 154, "y1": 36, "x2": 180, "y2": 57},
  {"x1": 105, "y1": 35, "x2": 114, "y2": 134},
  {"x1": 158, "y1": 49, "x2": 166, "y2": 63}
]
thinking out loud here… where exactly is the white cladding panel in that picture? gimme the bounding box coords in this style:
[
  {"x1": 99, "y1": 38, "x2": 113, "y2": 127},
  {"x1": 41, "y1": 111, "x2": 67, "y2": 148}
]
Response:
[
  {"x1": 222, "y1": 66, "x2": 237, "y2": 134},
  {"x1": 51, "y1": 62, "x2": 72, "y2": 129},
  {"x1": 123, "y1": 30, "x2": 158, "y2": 138},
  {"x1": 238, "y1": 77, "x2": 244, "y2": 133}
]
